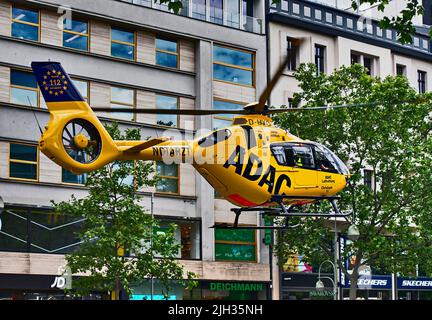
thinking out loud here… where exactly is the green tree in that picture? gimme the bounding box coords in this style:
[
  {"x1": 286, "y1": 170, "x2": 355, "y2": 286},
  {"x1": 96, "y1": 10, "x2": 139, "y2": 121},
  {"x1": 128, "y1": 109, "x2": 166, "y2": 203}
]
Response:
[
  {"x1": 274, "y1": 63, "x2": 432, "y2": 299},
  {"x1": 53, "y1": 122, "x2": 196, "y2": 299}
]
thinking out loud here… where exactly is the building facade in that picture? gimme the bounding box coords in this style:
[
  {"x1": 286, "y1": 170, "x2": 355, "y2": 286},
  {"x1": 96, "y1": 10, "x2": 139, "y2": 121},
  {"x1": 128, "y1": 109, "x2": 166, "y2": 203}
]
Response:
[
  {"x1": 267, "y1": 0, "x2": 432, "y2": 300},
  {"x1": 0, "y1": 0, "x2": 273, "y2": 300}
]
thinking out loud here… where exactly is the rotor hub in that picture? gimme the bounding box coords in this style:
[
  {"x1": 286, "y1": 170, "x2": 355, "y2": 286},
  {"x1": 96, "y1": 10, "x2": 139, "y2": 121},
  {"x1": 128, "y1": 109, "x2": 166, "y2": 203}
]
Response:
[{"x1": 73, "y1": 133, "x2": 89, "y2": 150}]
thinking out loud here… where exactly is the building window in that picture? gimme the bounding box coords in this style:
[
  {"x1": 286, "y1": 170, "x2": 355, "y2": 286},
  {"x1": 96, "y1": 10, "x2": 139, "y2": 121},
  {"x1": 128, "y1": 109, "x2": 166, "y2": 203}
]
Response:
[
  {"x1": 155, "y1": 38, "x2": 178, "y2": 68},
  {"x1": 213, "y1": 45, "x2": 254, "y2": 86},
  {"x1": 192, "y1": 0, "x2": 206, "y2": 20},
  {"x1": 315, "y1": 45, "x2": 326, "y2": 75},
  {"x1": 158, "y1": 219, "x2": 201, "y2": 259},
  {"x1": 71, "y1": 79, "x2": 89, "y2": 102},
  {"x1": 418, "y1": 70, "x2": 427, "y2": 93},
  {"x1": 9, "y1": 143, "x2": 38, "y2": 181},
  {"x1": 363, "y1": 56, "x2": 373, "y2": 76},
  {"x1": 63, "y1": 19, "x2": 89, "y2": 51},
  {"x1": 156, "y1": 94, "x2": 179, "y2": 127},
  {"x1": 62, "y1": 169, "x2": 87, "y2": 185},
  {"x1": 213, "y1": 99, "x2": 244, "y2": 130},
  {"x1": 111, "y1": 27, "x2": 135, "y2": 60},
  {"x1": 226, "y1": 1, "x2": 240, "y2": 28},
  {"x1": 287, "y1": 37, "x2": 300, "y2": 71},
  {"x1": 11, "y1": 6, "x2": 39, "y2": 42},
  {"x1": 210, "y1": 0, "x2": 223, "y2": 24},
  {"x1": 215, "y1": 228, "x2": 256, "y2": 262},
  {"x1": 110, "y1": 86, "x2": 135, "y2": 121},
  {"x1": 351, "y1": 53, "x2": 360, "y2": 65},
  {"x1": 156, "y1": 162, "x2": 179, "y2": 194},
  {"x1": 10, "y1": 69, "x2": 39, "y2": 107},
  {"x1": 396, "y1": 64, "x2": 406, "y2": 76},
  {"x1": 364, "y1": 169, "x2": 373, "y2": 189}
]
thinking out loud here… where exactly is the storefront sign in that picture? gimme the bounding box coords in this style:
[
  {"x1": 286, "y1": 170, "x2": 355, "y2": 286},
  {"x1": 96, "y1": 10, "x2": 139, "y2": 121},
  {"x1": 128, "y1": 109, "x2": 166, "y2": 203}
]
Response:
[
  {"x1": 310, "y1": 290, "x2": 334, "y2": 297},
  {"x1": 209, "y1": 282, "x2": 264, "y2": 292},
  {"x1": 343, "y1": 275, "x2": 432, "y2": 290}
]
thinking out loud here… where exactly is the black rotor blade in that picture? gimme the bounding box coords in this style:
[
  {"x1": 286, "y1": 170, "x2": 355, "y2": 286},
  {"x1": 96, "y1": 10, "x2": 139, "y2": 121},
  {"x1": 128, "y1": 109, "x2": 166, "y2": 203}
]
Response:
[
  {"x1": 263, "y1": 98, "x2": 428, "y2": 114},
  {"x1": 92, "y1": 108, "x2": 250, "y2": 116}
]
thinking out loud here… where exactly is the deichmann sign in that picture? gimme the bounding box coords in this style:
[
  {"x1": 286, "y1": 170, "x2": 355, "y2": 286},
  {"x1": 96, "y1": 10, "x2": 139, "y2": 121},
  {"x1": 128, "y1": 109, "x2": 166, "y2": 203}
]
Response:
[
  {"x1": 342, "y1": 276, "x2": 432, "y2": 290},
  {"x1": 209, "y1": 282, "x2": 264, "y2": 292}
]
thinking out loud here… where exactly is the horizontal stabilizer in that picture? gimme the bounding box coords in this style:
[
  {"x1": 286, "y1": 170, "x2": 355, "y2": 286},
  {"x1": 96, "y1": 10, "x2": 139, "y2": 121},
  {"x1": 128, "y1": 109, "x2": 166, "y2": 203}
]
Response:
[{"x1": 123, "y1": 137, "x2": 170, "y2": 153}]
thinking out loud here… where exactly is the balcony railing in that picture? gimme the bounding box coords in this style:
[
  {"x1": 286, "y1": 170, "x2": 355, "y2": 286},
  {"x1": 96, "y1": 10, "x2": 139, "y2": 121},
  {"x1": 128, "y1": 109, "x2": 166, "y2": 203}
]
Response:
[
  {"x1": 270, "y1": 0, "x2": 432, "y2": 55},
  {"x1": 118, "y1": 0, "x2": 264, "y2": 34}
]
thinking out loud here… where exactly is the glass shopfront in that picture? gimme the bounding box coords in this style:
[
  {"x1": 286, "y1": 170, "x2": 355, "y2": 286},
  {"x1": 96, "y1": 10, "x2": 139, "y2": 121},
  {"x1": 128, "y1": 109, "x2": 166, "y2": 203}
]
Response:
[
  {"x1": 131, "y1": 280, "x2": 269, "y2": 300},
  {"x1": 0, "y1": 274, "x2": 105, "y2": 300}
]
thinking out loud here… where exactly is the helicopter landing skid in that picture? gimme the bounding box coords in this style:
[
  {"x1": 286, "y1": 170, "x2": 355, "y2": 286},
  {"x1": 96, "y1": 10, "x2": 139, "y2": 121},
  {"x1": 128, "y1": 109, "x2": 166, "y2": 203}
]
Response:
[{"x1": 211, "y1": 195, "x2": 352, "y2": 230}]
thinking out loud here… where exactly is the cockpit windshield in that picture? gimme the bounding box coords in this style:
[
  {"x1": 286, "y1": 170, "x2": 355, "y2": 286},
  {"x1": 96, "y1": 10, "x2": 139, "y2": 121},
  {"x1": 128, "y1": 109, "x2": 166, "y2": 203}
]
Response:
[{"x1": 270, "y1": 142, "x2": 350, "y2": 175}]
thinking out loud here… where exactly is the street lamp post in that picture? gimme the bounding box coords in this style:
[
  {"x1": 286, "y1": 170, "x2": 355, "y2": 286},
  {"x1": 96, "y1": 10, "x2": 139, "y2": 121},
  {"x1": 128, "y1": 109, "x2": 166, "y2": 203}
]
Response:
[{"x1": 316, "y1": 260, "x2": 337, "y2": 300}]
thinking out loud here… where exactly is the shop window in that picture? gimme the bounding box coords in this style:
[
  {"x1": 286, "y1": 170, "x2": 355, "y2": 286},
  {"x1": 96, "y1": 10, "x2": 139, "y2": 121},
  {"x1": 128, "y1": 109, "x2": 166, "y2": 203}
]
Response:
[
  {"x1": 110, "y1": 86, "x2": 135, "y2": 121},
  {"x1": 156, "y1": 94, "x2": 179, "y2": 127},
  {"x1": 156, "y1": 38, "x2": 178, "y2": 68},
  {"x1": 62, "y1": 168, "x2": 87, "y2": 185},
  {"x1": 214, "y1": 227, "x2": 256, "y2": 262},
  {"x1": 111, "y1": 27, "x2": 135, "y2": 60},
  {"x1": 213, "y1": 45, "x2": 254, "y2": 86},
  {"x1": 9, "y1": 143, "x2": 38, "y2": 181},
  {"x1": 63, "y1": 19, "x2": 89, "y2": 51},
  {"x1": 11, "y1": 7, "x2": 40, "y2": 42},
  {"x1": 156, "y1": 162, "x2": 179, "y2": 194},
  {"x1": 0, "y1": 207, "x2": 83, "y2": 254},
  {"x1": 213, "y1": 99, "x2": 244, "y2": 130},
  {"x1": 10, "y1": 69, "x2": 39, "y2": 107}
]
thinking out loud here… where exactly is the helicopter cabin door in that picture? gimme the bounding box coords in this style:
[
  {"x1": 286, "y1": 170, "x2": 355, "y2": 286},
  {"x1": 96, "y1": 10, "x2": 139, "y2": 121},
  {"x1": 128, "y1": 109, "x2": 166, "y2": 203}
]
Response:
[{"x1": 271, "y1": 143, "x2": 318, "y2": 189}]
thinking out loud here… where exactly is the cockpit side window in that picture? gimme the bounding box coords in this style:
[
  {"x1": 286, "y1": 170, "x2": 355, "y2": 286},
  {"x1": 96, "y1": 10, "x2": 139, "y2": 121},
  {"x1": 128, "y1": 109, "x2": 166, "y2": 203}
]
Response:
[
  {"x1": 271, "y1": 146, "x2": 286, "y2": 165},
  {"x1": 291, "y1": 145, "x2": 315, "y2": 169},
  {"x1": 315, "y1": 147, "x2": 338, "y2": 173},
  {"x1": 198, "y1": 129, "x2": 231, "y2": 148}
]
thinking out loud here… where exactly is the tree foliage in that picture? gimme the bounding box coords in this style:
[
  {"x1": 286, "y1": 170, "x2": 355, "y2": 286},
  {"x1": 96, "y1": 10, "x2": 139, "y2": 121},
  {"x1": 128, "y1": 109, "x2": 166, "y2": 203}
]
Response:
[
  {"x1": 273, "y1": 64, "x2": 432, "y2": 299},
  {"x1": 53, "y1": 122, "x2": 196, "y2": 299}
]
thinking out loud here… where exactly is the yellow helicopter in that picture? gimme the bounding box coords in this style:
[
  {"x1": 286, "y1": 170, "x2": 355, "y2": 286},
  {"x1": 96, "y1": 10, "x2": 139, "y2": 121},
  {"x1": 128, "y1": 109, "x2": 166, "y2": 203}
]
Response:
[{"x1": 31, "y1": 56, "x2": 351, "y2": 229}]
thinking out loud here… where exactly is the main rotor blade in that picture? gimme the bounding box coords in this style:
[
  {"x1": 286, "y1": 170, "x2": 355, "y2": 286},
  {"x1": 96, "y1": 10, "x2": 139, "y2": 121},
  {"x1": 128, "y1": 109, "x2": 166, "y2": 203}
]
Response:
[
  {"x1": 263, "y1": 98, "x2": 428, "y2": 114},
  {"x1": 255, "y1": 53, "x2": 297, "y2": 113},
  {"x1": 92, "y1": 108, "x2": 250, "y2": 116}
]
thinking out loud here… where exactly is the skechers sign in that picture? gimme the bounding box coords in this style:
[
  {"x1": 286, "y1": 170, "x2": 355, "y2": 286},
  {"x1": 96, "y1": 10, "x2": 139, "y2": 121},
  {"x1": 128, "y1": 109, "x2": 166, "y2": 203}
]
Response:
[{"x1": 343, "y1": 276, "x2": 432, "y2": 290}]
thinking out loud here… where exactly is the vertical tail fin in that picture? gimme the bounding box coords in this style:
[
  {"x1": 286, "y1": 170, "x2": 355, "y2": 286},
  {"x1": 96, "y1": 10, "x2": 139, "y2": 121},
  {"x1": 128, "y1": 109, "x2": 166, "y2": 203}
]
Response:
[{"x1": 31, "y1": 61, "x2": 85, "y2": 104}]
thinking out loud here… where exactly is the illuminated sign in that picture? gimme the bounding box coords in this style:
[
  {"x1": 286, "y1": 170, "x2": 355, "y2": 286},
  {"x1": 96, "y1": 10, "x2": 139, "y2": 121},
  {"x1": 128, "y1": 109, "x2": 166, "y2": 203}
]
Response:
[{"x1": 209, "y1": 282, "x2": 264, "y2": 292}]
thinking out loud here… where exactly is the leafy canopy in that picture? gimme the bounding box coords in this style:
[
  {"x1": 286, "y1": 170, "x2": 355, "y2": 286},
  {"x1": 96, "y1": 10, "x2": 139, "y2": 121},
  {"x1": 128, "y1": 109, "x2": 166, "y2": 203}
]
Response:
[{"x1": 274, "y1": 64, "x2": 432, "y2": 287}]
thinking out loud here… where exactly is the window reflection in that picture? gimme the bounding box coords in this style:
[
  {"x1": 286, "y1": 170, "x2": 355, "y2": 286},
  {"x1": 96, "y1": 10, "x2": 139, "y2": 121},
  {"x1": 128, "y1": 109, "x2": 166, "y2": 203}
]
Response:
[
  {"x1": 192, "y1": 0, "x2": 206, "y2": 20},
  {"x1": 111, "y1": 28, "x2": 135, "y2": 60},
  {"x1": 156, "y1": 162, "x2": 179, "y2": 193},
  {"x1": 9, "y1": 143, "x2": 38, "y2": 181},
  {"x1": 110, "y1": 86, "x2": 135, "y2": 121},
  {"x1": 11, "y1": 7, "x2": 39, "y2": 42},
  {"x1": 156, "y1": 38, "x2": 178, "y2": 68},
  {"x1": 213, "y1": 45, "x2": 254, "y2": 86},
  {"x1": 156, "y1": 94, "x2": 178, "y2": 127},
  {"x1": 62, "y1": 169, "x2": 87, "y2": 185},
  {"x1": 213, "y1": 99, "x2": 244, "y2": 129},
  {"x1": 63, "y1": 19, "x2": 89, "y2": 51},
  {"x1": 10, "y1": 69, "x2": 38, "y2": 107},
  {"x1": 210, "y1": 0, "x2": 223, "y2": 24}
]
